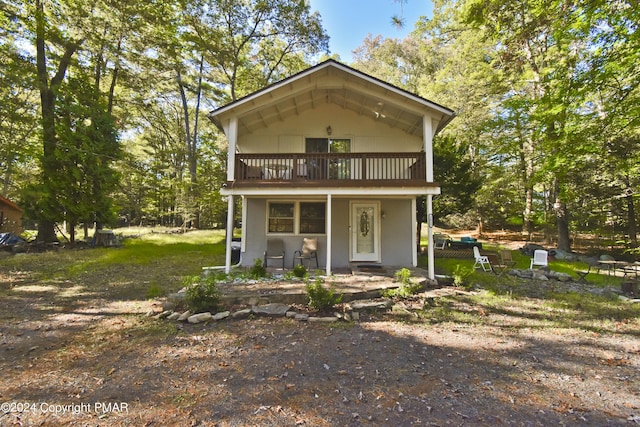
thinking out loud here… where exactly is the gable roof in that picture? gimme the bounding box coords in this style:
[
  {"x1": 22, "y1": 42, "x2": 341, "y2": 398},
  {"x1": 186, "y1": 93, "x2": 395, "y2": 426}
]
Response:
[{"x1": 209, "y1": 59, "x2": 455, "y2": 137}]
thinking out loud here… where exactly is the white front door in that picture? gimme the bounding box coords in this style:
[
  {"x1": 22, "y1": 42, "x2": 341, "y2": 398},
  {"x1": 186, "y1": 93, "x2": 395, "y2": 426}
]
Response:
[{"x1": 350, "y1": 201, "x2": 381, "y2": 262}]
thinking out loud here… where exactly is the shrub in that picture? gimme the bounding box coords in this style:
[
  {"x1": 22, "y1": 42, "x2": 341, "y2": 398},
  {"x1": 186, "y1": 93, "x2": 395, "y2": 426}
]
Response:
[
  {"x1": 249, "y1": 258, "x2": 267, "y2": 278},
  {"x1": 183, "y1": 275, "x2": 220, "y2": 313},
  {"x1": 306, "y1": 278, "x2": 342, "y2": 311},
  {"x1": 292, "y1": 263, "x2": 307, "y2": 279},
  {"x1": 383, "y1": 268, "x2": 422, "y2": 298},
  {"x1": 394, "y1": 268, "x2": 412, "y2": 286},
  {"x1": 452, "y1": 264, "x2": 474, "y2": 288}
]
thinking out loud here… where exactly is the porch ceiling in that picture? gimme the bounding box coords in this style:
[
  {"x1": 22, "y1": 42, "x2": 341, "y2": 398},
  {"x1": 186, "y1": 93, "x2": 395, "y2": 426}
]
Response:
[{"x1": 238, "y1": 86, "x2": 426, "y2": 137}]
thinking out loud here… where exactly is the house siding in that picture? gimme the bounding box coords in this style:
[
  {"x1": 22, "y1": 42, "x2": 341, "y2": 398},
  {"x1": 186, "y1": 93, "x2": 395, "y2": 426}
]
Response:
[
  {"x1": 240, "y1": 196, "x2": 413, "y2": 269},
  {"x1": 0, "y1": 199, "x2": 22, "y2": 234}
]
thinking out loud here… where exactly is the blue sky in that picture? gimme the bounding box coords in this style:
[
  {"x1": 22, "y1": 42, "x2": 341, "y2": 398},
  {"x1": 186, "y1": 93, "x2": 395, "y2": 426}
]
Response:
[{"x1": 308, "y1": 0, "x2": 434, "y2": 63}]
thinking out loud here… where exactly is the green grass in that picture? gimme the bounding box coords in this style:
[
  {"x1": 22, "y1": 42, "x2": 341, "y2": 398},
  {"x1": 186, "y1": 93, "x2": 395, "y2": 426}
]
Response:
[
  {"x1": 415, "y1": 248, "x2": 638, "y2": 334},
  {"x1": 0, "y1": 229, "x2": 227, "y2": 300}
]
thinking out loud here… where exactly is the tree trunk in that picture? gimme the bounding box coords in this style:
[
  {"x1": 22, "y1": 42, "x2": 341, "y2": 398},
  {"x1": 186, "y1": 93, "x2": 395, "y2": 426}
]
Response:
[
  {"x1": 523, "y1": 186, "x2": 534, "y2": 239},
  {"x1": 625, "y1": 190, "x2": 637, "y2": 248},
  {"x1": 554, "y1": 178, "x2": 571, "y2": 251},
  {"x1": 34, "y1": 0, "x2": 81, "y2": 242}
]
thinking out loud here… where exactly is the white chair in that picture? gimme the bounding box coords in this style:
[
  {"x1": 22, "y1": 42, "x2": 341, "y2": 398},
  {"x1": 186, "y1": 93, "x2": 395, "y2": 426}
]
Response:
[
  {"x1": 473, "y1": 246, "x2": 491, "y2": 272},
  {"x1": 530, "y1": 250, "x2": 548, "y2": 269}
]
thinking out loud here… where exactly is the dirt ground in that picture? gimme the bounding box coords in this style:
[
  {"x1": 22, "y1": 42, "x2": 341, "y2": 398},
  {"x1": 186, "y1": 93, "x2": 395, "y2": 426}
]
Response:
[{"x1": 1, "y1": 253, "x2": 639, "y2": 426}]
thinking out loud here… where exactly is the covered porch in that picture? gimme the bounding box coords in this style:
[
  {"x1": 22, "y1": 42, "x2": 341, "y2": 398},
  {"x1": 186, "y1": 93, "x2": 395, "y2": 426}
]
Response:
[{"x1": 221, "y1": 189, "x2": 440, "y2": 281}]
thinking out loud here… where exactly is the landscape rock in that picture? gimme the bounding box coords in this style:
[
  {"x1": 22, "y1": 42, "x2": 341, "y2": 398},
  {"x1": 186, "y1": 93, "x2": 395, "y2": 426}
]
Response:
[
  {"x1": 348, "y1": 299, "x2": 393, "y2": 311},
  {"x1": 154, "y1": 310, "x2": 173, "y2": 319},
  {"x1": 213, "y1": 311, "x2": 230, "y2": 321},
  {"x1": 187, "y1": 312, "x2": 212, "y2": 323},
  {"x1": 166, "y1": 312, "x2": 181, "y2": 320},
  {"x1": 520, "y1": 243, "x2": 545, "y2": 256},
  {"x1": 308, "y1": 316, "x2": 339, "y2": 322},
  {"x1": 251, "y1": 303, "x2": 290, "y2": 317},
  {"x1": 294, "y1": 313, "x2": 309, "y2": 321},
  {"x1": 163, "y1": 292, "x2": 186, "y2": 311},
  {"x1": 342, "y1": 311, "x2": 360, "y2": 321},
  {"x1": 232, "y1": 308, "x2": 252, "y2": 319},
  {"x1": 177, "y1": 310, "x2": 192, "y2": 321}
]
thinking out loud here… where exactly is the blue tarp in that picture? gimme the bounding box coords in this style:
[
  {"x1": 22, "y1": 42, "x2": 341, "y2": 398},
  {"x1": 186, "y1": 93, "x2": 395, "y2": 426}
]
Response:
[{"x1": 0, "y1": 233, "x2": 25, "y2": 246}]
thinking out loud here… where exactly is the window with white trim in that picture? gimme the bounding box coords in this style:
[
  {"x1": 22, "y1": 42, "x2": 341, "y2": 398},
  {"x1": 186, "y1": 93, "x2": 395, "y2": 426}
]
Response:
[
  {"x1": 267, "y1": 201, "x2": 326, "y2": 234},
  {"x1": 268, "y1": 202, "x2": 294, "y2": 233}
]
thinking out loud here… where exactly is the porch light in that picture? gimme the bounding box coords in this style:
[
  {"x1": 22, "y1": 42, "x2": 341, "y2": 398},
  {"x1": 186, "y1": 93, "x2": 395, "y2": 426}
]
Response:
[{"x1": 326, "y1": 125, "x2": 332, "y2": 135}]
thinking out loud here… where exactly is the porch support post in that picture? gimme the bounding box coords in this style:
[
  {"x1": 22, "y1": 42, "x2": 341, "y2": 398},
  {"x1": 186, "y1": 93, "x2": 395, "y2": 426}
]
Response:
[
  {"x1": 225, "y1": 195, "x2": 234, "y2": 273},
  {"x1": 426, "y1": 194, "x2": 435, "y2": 280},
  {"x1": 423, "y1": 115, "x2": 434, "y2": 182},
  {"x1": 411, "y1": 197, "x2": 418, "y2": 267},
  {"x1": 227, "y1": 117, "x2": 238, "y2": 182},
  {"x1": 326, "y1": 194, "x2": 332, "y2": 275}
]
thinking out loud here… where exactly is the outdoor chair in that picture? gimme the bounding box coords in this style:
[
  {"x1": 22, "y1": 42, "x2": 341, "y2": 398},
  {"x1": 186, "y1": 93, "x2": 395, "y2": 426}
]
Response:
[
  {"x1": 576, "y1": 265, "x2": 592, "y2": 283},
  {"x1": 473, "y1": 246, "x2": 492, "y2": 272},
  {"x1": 433, "y1": 232, "x2": 450, "y2": 250},
  {"x1": 488, "y1": 250, "x2": 516, "y2": 276},
  {"x1": 500, "y1": 250, "x2": 516, "y2": 268},
  {"x1": 530, "y1": 249, "x2": 548, "y2": 269},
  {"x1": 264, "y1": 238, "x2": 285, "y2": 270},
  {"x1": 293, "y1": 237, "x2": 319, "y2": 269},
  {"x1": 576, "y1": 258, "x2": 604, "y2": 282}
]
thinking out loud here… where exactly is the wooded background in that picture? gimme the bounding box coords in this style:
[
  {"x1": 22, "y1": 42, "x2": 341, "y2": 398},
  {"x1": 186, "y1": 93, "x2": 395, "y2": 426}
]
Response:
[{"x1": 0, "y1": 0, "x2": 638, "y2": 252}]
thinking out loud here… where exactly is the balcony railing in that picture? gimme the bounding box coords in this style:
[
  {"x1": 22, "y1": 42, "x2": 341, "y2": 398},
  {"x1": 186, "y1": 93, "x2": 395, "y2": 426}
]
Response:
[{"x1": 234, "y1": 152, "x2": 429, "y2": 185}]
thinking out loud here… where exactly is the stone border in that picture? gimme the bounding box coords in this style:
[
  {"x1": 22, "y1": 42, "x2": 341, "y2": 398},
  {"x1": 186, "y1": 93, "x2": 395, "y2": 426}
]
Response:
[{"x1": 147, "y1": 299, "x2": 396, "y2": 325}]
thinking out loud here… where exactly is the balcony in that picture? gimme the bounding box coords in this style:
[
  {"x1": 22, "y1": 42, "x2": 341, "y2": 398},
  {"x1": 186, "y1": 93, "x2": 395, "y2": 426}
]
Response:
[{"x1": 233, "y1": 152, "x2": 432, "y2": 187}]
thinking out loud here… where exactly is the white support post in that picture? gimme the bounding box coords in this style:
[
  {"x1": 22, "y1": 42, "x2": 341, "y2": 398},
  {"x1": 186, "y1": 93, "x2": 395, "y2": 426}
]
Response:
[
  {"x1": 227, "y1": 117, "x2": 238, "y2": 182},
  {"x1": 326, "y1": 194, "x2": 332, "y2": 275},
  {"x1": 423, "y1": 115, "x2": 434, "y2": 182},
  {"x1": 426, "y1": 194, "x2": 435, "y2": 280},
  {"x1": 225, "y1": 195, "x2": 234, "y2": 274}
]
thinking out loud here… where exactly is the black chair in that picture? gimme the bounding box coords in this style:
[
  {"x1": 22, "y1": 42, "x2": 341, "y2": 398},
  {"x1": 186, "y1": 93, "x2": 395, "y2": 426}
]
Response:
[{"x1": 576, "y1": 264, "x2": 591, "y2": 283}]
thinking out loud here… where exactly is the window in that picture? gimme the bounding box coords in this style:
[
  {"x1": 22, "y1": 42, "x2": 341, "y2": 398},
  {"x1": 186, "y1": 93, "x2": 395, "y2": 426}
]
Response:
[
  {"x1": 300, "y1": 202, "x2": 326, "y2": 234},
  {"x1": 268, "y1": 202, "x2": 294, "y2": 233},
  {"x1": 267, "y1": 201, "x2": 326, "y2": 234}
]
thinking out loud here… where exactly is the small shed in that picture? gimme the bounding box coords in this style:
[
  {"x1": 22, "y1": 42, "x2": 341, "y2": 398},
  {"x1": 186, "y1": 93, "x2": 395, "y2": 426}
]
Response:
[{"x1": 0, "y1": 195, "x2": 23, "y2": 234}]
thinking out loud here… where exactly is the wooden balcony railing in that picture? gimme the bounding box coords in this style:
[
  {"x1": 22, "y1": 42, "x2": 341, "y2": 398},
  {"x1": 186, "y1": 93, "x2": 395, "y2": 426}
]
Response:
[{"x1": 234, "y1": 152, "x2": 428, "y2": 185}]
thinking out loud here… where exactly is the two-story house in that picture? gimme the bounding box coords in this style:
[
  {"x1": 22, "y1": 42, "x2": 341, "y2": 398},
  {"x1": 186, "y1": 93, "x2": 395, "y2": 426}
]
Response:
[{"x1": 209, "y1": 60, "x2": 454, "y2": 280}]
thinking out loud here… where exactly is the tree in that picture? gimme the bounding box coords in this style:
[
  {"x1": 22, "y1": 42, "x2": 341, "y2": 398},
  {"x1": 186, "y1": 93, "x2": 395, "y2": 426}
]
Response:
[
  {"x1": 0, "y1": 28, "x2": 39, "y2": 198},
  {"x1": 186, "y1": 0, "x2": 329, "y2": 102}
]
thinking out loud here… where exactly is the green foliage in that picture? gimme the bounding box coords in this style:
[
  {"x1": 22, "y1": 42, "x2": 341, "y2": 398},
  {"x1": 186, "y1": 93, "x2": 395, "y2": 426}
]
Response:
[
  {"x1": 432, "y1": 136, "x2": 482, "y2": 222},
  {"x1": 306, "y1": 278, "x2": 342, "y2": 312},
  {"x1": 292, "y1": 263, "x2": 307, "y2": 279},
  {"x1": 249, "y1": 258, "x2": 267, "y2": 278},
  {"x1": 394, "y1": 267, "x2": 412, "y2": 285},
  {"x1": 452, "y1": 264, "x2": 474, "y2": 288},
  {"x1": 384, "y1": 268, "x2": 423, "y2": 299},
  {"x1": 183, "y1": 275, "x2": 220, "y2": 313}
]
